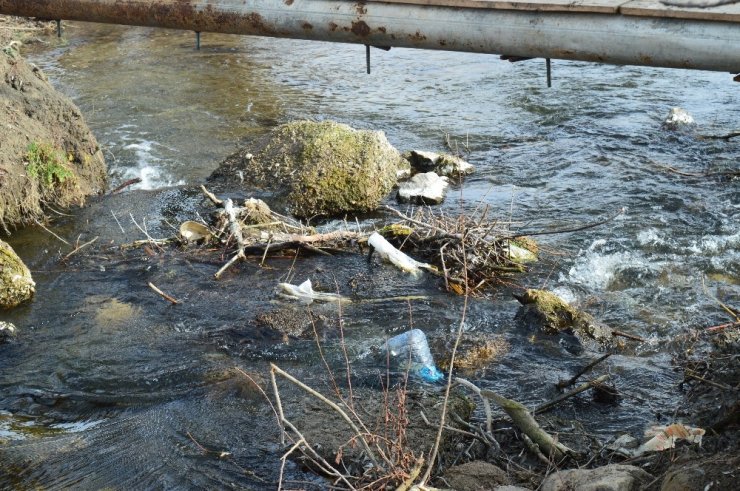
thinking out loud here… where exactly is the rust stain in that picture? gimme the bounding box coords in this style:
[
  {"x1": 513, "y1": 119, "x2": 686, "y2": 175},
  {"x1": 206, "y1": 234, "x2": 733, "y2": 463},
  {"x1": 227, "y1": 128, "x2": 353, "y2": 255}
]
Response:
[
  {"x1": 439, "y1": 39, "x2": 447, "y2": 46},
  {"x1": 355, "y1": 2, "x2": 368, "y2": 15},
  {"x1": 328, "y1": 21, "x2": 338, "y2": 32},
  {"x1": 284, "y1": 0, "x2": 294, "y2": 5},
  {"x1": 301, "y1": 21, "x2": 313, "y2": 30},
  {"x1": 377, "y1": 26, "x2": 386, "y2": 34},
  {"x1": 409, "y1": 30, "x2": 426, "y2": 42},
  {"x1": 351, "y1": 20, "x2": 370, "y2": 37}
]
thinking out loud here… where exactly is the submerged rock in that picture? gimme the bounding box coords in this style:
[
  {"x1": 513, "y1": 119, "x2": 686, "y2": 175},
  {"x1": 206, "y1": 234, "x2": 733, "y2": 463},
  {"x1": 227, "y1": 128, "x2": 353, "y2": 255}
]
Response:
[
  {"x1": 209, "y1": 120, "x2": 407, "y2": 217},
  {"x1": 397, "y1": 172, "x2": 449, "y2": 204},
  {"x1": 514, "y1": 289, "x2": 613, "y2": 346},
  {"x1": 404, "y1": 150, "x2": 474, "y2": 177},
  {"x1": 0, "y1": 321, "x2": 17, "y2": 343},
  {"x1": 541, "y1": 464, "x2": 652, "y2": 491},
  {"x1": 662, "y1": 107, "x2": 695, "y2": 130},
  {"x1": 0, "y1": 239, "x2": 35, "y2": 309},
  {"x1": 0, "y1": 47, "x2": 106, "y2": 230}
]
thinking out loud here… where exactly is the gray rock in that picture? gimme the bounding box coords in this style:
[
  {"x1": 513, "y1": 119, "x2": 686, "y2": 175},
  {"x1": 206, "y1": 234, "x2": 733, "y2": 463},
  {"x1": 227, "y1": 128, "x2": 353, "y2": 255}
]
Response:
[
  {"x1": 0, "y1": 321, "x2": 17, "y2": 343},
  {"x1": 442, "y1": 461, "x2": 510, "y2": 490},
  {"x1": 397, "y1": 172, "x2": 449, "y2": 205},
  {"x1": 0, "y1": 240, "x2": 35, "y2": 309},
  {"x1": 541, "y1": 464, "x2": 652, "y2": 491}
]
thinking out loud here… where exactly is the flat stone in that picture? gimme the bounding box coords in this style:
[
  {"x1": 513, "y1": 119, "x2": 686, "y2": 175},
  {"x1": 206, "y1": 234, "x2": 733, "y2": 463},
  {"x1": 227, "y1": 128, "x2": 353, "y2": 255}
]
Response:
[
  {"x1": 541, "y1": 464, "x2": 652, "y2": 491},
  {"x1": 442, "y1": 461, "x2": 510, "y2": 490},
  {"x1": 397, "y1": 172, "x2": 448, "y2": 205}
]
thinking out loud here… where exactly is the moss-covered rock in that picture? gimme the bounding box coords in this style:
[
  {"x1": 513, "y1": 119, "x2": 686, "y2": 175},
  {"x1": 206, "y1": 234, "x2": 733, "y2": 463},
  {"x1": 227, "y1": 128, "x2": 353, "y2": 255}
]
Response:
[
  {"x1": 209, "y1": 120, "x2": 407, "y2": 217},
  {"x1": 0, "y1": 239, "x2": 35, "y2": 309},
  {"x1": 514, "y1": 289, "x2": 612, "y2": 345}
]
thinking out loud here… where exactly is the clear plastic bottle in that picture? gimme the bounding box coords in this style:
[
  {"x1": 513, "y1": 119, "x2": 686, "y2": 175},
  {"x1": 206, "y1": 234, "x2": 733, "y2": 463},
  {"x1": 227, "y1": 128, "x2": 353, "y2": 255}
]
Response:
[{"x1": 385, "y1": 329, "x2": 444, "y2": 383}]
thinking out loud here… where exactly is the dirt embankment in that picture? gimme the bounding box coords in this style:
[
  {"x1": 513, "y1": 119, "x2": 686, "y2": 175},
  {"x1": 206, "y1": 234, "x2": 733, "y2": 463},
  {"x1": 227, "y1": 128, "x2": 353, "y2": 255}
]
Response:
[{"x1": 0, "y1": 15, "x2": 106, "y2": 231}]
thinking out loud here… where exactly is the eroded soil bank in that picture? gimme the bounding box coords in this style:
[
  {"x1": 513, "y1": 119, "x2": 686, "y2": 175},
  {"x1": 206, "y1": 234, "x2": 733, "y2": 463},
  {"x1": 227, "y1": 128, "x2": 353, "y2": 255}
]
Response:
[{"x1": 0, "y1": 16, "x2": 106, "y2": 231}]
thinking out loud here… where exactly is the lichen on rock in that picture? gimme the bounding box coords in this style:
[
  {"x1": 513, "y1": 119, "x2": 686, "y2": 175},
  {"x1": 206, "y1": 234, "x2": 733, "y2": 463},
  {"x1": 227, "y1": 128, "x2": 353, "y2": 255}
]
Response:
[
  {"x1": 0, "y1": 239, "x2": 35, "y2": 309},
  {"x1": 209, "y1": 120, "x2": 407, "y2": 218}
]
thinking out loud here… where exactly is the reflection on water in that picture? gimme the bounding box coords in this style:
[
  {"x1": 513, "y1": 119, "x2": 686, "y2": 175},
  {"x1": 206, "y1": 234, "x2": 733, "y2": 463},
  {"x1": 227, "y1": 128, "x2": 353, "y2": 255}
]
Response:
[{"x1": 1, "y1": 21, "x2": 738, "y2": 487}]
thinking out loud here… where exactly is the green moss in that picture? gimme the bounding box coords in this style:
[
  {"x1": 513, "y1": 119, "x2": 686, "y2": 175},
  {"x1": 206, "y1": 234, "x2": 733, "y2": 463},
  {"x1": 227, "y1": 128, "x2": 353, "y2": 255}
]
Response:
[
  {"x1": 517, "y1": 289, "x2": 612, "y2": 344},
  {"x1": 378, "y1": 223, "x2": 415, "y2": 238},
  {"x1": 26, "y1": 142, "x2": 75, "y2": 189}
]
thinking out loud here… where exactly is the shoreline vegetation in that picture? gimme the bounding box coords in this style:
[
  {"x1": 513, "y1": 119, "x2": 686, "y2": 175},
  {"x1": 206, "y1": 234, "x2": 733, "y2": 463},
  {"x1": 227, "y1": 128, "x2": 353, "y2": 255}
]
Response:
[{"x1": 1, "y1": 14, "x2": 737, "y2": 491}]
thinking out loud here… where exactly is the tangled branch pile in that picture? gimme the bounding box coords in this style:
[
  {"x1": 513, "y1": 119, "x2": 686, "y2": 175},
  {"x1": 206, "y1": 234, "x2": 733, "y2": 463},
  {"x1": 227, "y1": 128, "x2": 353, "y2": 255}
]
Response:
[{"x1": 379, "y1": 206, "x2": 535, "y2": 293}]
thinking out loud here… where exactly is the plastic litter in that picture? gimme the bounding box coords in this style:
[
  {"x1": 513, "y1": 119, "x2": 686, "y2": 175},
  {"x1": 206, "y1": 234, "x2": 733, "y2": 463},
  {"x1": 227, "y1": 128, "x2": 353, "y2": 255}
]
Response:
[
  {"x1": 278, "y1": 279, "x2": 349, "y2": 305},
  {"x1": 368, "y1": 232, "x2": 432, "y2": 275},
  {"x1": 385, "y1": 329, "x2": 444, "y2": 383}
]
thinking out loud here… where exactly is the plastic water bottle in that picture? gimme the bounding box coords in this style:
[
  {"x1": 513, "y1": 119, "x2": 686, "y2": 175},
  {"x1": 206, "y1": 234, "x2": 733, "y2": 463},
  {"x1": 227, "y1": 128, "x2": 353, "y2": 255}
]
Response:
[{"x1": 385, "y1": 329, "x2": 444, "y2": 383}]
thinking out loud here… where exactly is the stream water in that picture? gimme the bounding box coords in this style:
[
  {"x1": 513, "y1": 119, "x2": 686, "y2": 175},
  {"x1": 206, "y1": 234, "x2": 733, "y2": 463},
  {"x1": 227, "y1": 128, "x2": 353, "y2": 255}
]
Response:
[{"x1": 1, "y1": 23, "x2": 738, "y2": 488}]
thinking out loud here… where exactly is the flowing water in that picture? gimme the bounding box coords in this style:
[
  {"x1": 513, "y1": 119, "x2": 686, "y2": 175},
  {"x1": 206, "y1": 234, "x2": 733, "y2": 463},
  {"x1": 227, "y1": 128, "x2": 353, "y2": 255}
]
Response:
[{"x1": 1, "y1": 23, "x2": 738, "y2": 488}]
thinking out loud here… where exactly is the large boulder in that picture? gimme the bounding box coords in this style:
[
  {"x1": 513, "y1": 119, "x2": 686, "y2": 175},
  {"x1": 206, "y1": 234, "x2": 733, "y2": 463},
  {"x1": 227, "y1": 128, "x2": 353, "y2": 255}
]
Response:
[
  {"x1": 0, "y1": 239, "x2": 34, "y2": 308},
  {"x1": 0, "y1": 45, "x2": 107, "y2": 230},
  {"x1": 209, "y1": 120, "x2": 407, "y2": 218}
]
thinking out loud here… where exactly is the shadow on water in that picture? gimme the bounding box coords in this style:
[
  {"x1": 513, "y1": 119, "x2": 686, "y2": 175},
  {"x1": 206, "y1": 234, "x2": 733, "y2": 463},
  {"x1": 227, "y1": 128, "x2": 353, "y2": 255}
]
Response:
[{"x1": 1, "y1": 21, "x2": 738, "y2": 488}]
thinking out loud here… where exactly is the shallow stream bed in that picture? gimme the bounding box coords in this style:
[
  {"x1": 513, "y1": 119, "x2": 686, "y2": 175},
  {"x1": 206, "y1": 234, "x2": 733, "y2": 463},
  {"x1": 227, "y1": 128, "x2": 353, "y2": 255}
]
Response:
[{"x1": 1, "y1": 23, "x2": 738, "y2": 488}]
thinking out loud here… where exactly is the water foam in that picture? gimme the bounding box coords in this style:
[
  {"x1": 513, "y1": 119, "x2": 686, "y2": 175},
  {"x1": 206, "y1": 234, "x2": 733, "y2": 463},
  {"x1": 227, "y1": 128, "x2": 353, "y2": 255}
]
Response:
[{"x1": 121, "y1": 140, "x2": 184, "y2": 190}]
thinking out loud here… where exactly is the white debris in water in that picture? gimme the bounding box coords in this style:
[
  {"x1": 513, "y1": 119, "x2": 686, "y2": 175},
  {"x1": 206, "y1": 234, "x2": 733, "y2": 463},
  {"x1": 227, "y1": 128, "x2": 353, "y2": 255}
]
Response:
[
  {"x1": 368, "y1": 232, "x2": 431, "y2": 274},
  {"x1": 277, "y1": 279, "x2": 348, "y2": 305},
  {"x1": 662, "y1": 107, "x2": 695, "y2": 130},
  {"x1": 397, "y1": 172, "x2": 449, "y2": 204}
]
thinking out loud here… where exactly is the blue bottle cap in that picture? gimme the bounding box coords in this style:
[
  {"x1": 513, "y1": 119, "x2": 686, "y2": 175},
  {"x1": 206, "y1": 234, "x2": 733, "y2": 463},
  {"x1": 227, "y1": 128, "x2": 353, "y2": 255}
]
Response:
[{"x1": 418, "y1": 365, "x2": 445, "y2": 383}]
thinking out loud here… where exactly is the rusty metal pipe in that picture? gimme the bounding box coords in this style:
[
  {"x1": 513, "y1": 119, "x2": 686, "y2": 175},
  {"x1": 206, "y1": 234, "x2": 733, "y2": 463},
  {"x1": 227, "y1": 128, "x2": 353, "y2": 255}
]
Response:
[{"x1": 1, "y1": 0, "x2": 738, "y2": 72}]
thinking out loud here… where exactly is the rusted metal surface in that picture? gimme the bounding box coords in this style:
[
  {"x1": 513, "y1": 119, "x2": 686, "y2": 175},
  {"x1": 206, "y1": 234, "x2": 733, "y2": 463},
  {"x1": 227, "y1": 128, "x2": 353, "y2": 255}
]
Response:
[{"x1": 0, "y1": 0, "x2": 738, "y2": 72}]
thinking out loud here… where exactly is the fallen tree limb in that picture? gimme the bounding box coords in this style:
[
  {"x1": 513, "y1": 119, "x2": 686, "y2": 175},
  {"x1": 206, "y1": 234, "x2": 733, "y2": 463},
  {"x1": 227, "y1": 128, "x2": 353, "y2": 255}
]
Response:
[
  {"x1": 479, "y1": 387, "x2": 573, "y2": 460},
  {"x1": 556, "y1": 354, "x2": 611, "y2": 389},
  {"x1": 511, "y1": 207, "x2": 625, "y2": 238},
  {"x1": 62, "y1": 236, "x2": 98, "y2": 262},
  {"x1": 148, "y1": 282, "x2": 179, "y2": 305},
  {"x1": 536, "y1": 374, "x2": 610, "y2": 414}
]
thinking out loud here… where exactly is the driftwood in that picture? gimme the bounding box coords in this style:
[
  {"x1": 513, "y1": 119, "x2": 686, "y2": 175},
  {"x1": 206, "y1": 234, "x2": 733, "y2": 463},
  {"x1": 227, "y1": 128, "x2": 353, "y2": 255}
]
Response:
[{"x1": 455, "y1": 377, "x2": 573, "y2": 461}]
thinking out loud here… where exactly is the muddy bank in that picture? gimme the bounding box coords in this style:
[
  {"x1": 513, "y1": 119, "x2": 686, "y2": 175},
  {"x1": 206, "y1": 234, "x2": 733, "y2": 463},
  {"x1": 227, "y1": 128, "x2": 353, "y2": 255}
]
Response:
[{"x1": 0, "y1": 18, "x2": 106, "y2": 230}]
